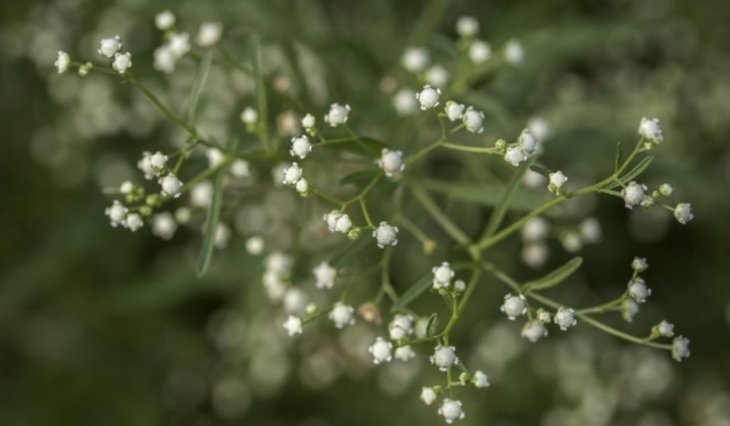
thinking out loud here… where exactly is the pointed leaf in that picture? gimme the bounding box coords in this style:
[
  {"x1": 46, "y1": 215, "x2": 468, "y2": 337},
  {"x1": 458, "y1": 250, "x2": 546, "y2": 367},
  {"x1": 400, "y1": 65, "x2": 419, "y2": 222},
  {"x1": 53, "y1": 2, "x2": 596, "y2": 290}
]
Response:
[
  {"x1": 613, "y1": 141, "x2": 623, "y2": 173},
  {"x1": 197, "y1": 169, "x2": 225, "y2": 277},
  {"x1": 187, "y1": 51, "x2": 212, "y2": 124},
  {"x1": 425, "y1": 312, "x2": 439, "y2": 337},
  {"x1": 522, "y1": 257, "x2": 583, "y2": 293}
]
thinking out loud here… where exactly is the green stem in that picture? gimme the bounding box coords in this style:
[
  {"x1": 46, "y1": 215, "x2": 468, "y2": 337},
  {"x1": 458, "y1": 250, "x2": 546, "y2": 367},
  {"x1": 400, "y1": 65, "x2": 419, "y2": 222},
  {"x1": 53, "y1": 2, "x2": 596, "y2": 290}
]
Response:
[{"x1": 410, "y1": 183, "x2": 471, "y2": 246}]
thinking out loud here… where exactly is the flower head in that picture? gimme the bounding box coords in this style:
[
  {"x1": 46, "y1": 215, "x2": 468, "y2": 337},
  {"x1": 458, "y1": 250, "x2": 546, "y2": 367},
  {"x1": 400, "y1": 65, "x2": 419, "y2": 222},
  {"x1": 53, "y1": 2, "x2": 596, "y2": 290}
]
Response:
[
  {"x1": 438, "y1": 398, "x2": 465, "y2": 424},
  {"x1": 639, "y1": 117, "x2": 663, "y2": 144},
  {"x1": 313, "y1": 262, "x2": 337, "y2": 289},
  {"x1": 432, "y1": 261, "x2": 455, "y2": 290},
  {"x1": 282, "y1": 163, "x2": 303, "y2": 185},
  {"x1": 554, "y1": 307, "x2": 577, "y2": 331},
  {"x1": 472, "y1": 370, "x2": 490, "y2": 388},
  {"x1": 324, "y1": 103, "x2": 350, "y2": 127},
  {"x1": 196, "y1": 22, "x2": 223, "y2": 47},
  {"x1": 671, "y1": 336, "x2": 690, "y2": 361},
  {"x1": 373, "y1": 222, "x2": 399, "y2": 248},
  {"x1": 445, "y1": 101, "x2": 465, "y2": 122},
  {"x1": 323, "y1": 210, "x2": 352, "y2": 234},
  {"x1": 420, "y1": 387, "x2": 437, "y2": 405},
  {"x1": 657, "y1": 320, "x2": 674, "y2": 337},
  {"x1": 283, "y1": 315, "x2": 303, "y2": 336},
  {"x1": 631, "y1": 257, "x2": 648, "y2": 272},
  {"x1": 462, "y1": 106, "x2": 485, "y2": 134},
  {"x1": 504, "y1": 146, "x2": 528, "y2": 167},
  {"x1": 54, "y1": 51, "x2": 70, "y2": 74},
  {"x1": 504, "y1": 39, "x2": 524, "y2": 64},
  {"x1": 112, "y1": 52, "x2": 132, "y2": 74},
  {"x1": 426, "y1": 65, "x2": 450, "y2": 88},
  {"x1": 549, "y1": 170, "x2": 568, "y2": 190},
  {"x1": 290, "y1": 135, "x2": 312, "y2": 159},
  {"x1": 628, "y1": 277, "x2": 652, "y2": 303},
  {"x1": 329, "y1": 302, "x2": 355, "y2": 329},
  {"x1": 105, "y1": 200, "x2": 128, "y2": 227},
  {"x1": 377, "y1": 149, "x2": 405, "y2": 177},
  {"x1": 155, "y1": 10, "x2": 176, "y2": 30},
  {"x1": 388, "y1": 314, "x2": 414, "y2": 340},
  {"x1": 152, "y1": 212, "x2": 177, "y2": 240},
  {"x1": 98, "y1": 36, "x2": 122, "y2": 58},
  {"x1": 240, "y1": 107, "x2": 258, "y2": 124},
  {"x1": 674, "y1": 203, "x2": 693, "y2": 224},
  {"x1": 394, "y1": 345, "x2": 416, "y2": 361},
  {"x1": 456, "y1": 16, "x2": 479, "y2": 37},
  {"x1": 430, "y1": 345, "x2": 458, "y2": 371},
  {"x1": 124, "y1": 213, "x2": 144, "y2": 232},
  {"x1": 368, "y1": 337, "x2": 393, "y2": 364},
  {"x1": 521, "y1": 320, "x2": 548, "y2": 342},
  {"x1": 500, "y1": 294, "x2": 527, "y2": 320},
  {"x1": 401, "y1": 47, "x2": 429, "y2": 73},
  {"x1": 159, "y1": 174, "x2": 183, "y2": 198},
  {"x1": 468, "y1": 40, "x2": 492, "y2": 64},
  {"x1": 621, "y1": 181, "x2": 646, "y2": 209},
  {"x1": 416, "y1": 85, "x2": 441, "y2": 110},
  {"x1": 301, "y1": 113, "x2": 316, "y2": 129}
]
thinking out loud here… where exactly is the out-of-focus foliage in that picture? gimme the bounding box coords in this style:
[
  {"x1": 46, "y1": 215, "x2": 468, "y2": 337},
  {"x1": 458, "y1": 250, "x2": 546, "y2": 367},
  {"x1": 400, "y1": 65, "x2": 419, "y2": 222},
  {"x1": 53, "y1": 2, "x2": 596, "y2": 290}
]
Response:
[{"x1": 1, "y1": 0, "x2": 729, "y2": 425}]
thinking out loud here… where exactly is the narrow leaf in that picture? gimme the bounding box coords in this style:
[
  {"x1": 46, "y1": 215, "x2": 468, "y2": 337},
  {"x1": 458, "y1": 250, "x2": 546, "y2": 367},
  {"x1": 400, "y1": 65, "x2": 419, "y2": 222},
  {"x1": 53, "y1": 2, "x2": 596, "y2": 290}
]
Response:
[
  {"x1": 425, "y1": 313, "x2": 438, "y2": 337},
  {"x1": 390, "y1": 272, "x2": 431, "y2": 313},
  {"x1": 187, "y1": 52, "x2": 212, "y2": 124},
  {"x1": 529, "y1": 164, "x2": 550, "y2": 177},
  {"x1": 482, "y1": 157, "x2": 535, "y2": 239},
  {"x1": 196, "y1": 169, "x2": 225, "y2": 277},
  {"x1": 330, "y1": 236, "x2": 370, "y2": 268},
  {"x1": 613, "y1": 141, "x2": 623, "y2": 173},
  {"x1": 251, "y1": 34, "x2": 270, "y2": 149},
  {"x1": 522, "y1": 257, "x2": 583, "y2": 293}
]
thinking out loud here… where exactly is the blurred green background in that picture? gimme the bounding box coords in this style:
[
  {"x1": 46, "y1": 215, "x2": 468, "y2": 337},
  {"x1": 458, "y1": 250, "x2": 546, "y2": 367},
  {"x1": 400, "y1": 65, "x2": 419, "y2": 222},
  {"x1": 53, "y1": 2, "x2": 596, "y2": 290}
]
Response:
[{"x1": 1, "y1": 0, "x2": 729, "y2": 425}]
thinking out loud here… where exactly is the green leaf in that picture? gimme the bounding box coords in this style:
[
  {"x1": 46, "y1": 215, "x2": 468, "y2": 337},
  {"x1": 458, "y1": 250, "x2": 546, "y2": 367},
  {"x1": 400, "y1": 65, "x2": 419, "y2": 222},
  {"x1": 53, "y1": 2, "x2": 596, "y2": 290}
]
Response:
[
  {"x1": 390, "y1": 272, "x2": 431, "y2": 313},
  {"x1": 251, "y1": 34, "x2": 270, "y2": 149},
  {"x1": 196, "y1": 169, "x2": 225, "y2": 277},
  {"x1": 482, "y1": 157, "x2": 536, "y2": 239},
  {"x1": 330, "y1": 236, "x2": 371, "y2": 268},
  {"x1": 529, "y1": 164, "x2": 550, "y2": 177},
  {"x1": 425, "y1": 312, "x2": 439, "y2": 337},
  {"x1": 613, "y1": 141, "x2": 623, "y2": 173},
  {"x1": 522, "y1": 257, "x2": 583, "y2": 293},
  {"x1": 186, "y1": 51, "x2": 212, "y2": 125},
  {"x1": 339, "y1": 169, "x2": 379, "y2": 186},
  {"x1": 610, "y1": 156, "x2": 653, "y2": 188}
]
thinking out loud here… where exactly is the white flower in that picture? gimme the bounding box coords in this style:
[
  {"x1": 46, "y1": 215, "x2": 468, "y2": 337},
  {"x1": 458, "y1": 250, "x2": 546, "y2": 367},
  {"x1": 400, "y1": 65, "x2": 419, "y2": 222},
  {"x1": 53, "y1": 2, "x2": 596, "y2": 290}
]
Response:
[
  {"x1": 373, "y1": 222, "x2": 399, "y2": 248},
  {"x1": 659, "y1": 183, "x2": 673, "y2": 196},
  {"x1": 456, "y1": 16, "x2": 479, "y2": 37},
  {"x1": 175, "y1": 207, "x2": 191, "y2": 224},
  {"x1": 377, "y1": 149, "x2": 404, "y2": 177},
  {"x1": 579, "y1": 218, "x2": 602, "y2": 243},
  {"x1": 639, "y1": 117, "x2": 663, "y2": 143},
  {"x1": 245, "y1": 236, "x2": 264, "y2": 255},
  {"x1": 214, "y1": 223, "x2": 231, "y2": 249},
  {"x1": 137, "y1": 152, "x2": 157, "y2": 180},
  {"x1": 561, "y1": 232, "x2": 583, "y2": 253},
  {"x1": 230, "y1": 160, "x2": 251, "y2": 178},
  {"x1": 657, "y1": 320, "x2": 674, "y2": 337},
  {"x1": 420, "y1": 387, "x2": 437, "y2": 405},
  {"x1": 522, "y1": 217, "x2": 549, "y2": 241},
  {"x1": 426, "y1": 65, "x2": 449, "y2": 88},
  {"x1": 622, "y1": 299, "x2": 640, "y2": 322},
  {"x1": 430, "y1": 345, "x2": 458, "y2": 371},
  {"x1": 323, "y1": 210, "x2": 352, "y2": 234},
  {"x1": 671, "y1": 336, "x2": 690, "y2": 361},
  {"x1": 301, "y1": 113, "x2": 316, "y2": 129},
  {"x1": 528, "y1": 117, "x2": 550, "y2": 141},
  {"x1": 445, "y1": 101, "x2": 465, "y2": 121},
  {"x1": 554, "y1": 307, "x2": 577, "y2": 331},
  {"x1": 628, "y1": 277, "x2": 652, "y2": 303},
  {"x1": 168, "y1": 33, "x2": 190, "y2": 59},
  {"x1": 415, "y1": 85, "x2": 441, "y2": 110},
  {"x1": 190, "y1": 180, "x2": 213, "y2": 207},
  {"x1": 283, "y1": 315, "x2": 303, "y2": 336},
  {"x1": 282, "y1": 163, "x2": 303, "y2": 185},
  {"x1": 205, "y1": 148, "x2": 225, "y2": 168},
  {"x1": 537, "y1": 309, "x2": 552, "y2": 323},
  {"x1": 263, "y1": 272, "x2": 287, "y2": 301},
  {"x1": 631, "y1": 257, "x2": 648, "y2": 272},
  {"x1": 240, "y1": 107, "x2": 258, "y2": 124},
  {"x1": 394, "y1": 345, "x2": 416, "y2": 361},
  {"x1": 518, "y1": 128, "x2": 539, "y2": 155},
  {"x1": 522, "y1": 243, "x2": 548, "y2": 268},
  {"x1": 125, "y1": 213, "x2": 144, "y2": 232},
  {"x1": 504, "y1": 146, "x2": 528, "y2": 167},
  {"x1": 500, "y1": 294, "x2": 527, "y2": 320},
  {"x1": 284, "y1": 288, "x2": 308, "y2": 314},
  {"x1": 472, "y1": 370, "x2": 490, "y2": 388},
  {"x1": 154, "y1": 45, "x2": 176, "y2": 74},
  {"x1": 313, "y1": 262, "x2": 337, "y2": 289},
  {"x1": 454, "y1": 279, "x2": 466, "y2": 292},
  {"x1": 266, "y1": 252, "x2": 292, "y2": 276},
  {"x1": 329, "y1": 302, "x2": 355, "y2": 329},
  {"x1": 119, "y1": 181, "x2": 134, "y2": 194},
  {"x1": 524, "y1": 169, "x2": 547, "y2": 189},
  {"x1": 151, "y1": 212, "x2": 177, "y2": 240},
  {"x1": 521, "y1": 321, "x2": 548, "y2": 342},
  {"x1": 105, "y1": 200, "x2": 128, "y2": 227},
  {"x1": 401, "y1": 47, "x2": 429, "y2": 73},
  {"x1": 438, "y1": 399, "x2": 465, "y2": 424},
  {"x1": 54, "y1": 51, "x2": 70, "y2": 74},
  {"x1": 393, "y1": 89, "x2": 418, "y2": 116},
  {"x1": 155, "y1": 10, "x2": 176, "y2": 30},
  {"x1": 324, "y1": 103, "x2": 350, "y2": 127},
  {"x1": 111, "y1": 52, "x2": 132, "y2": 74},
  {"x1": 674, "y1": 203, "x2": 693, "y2": 224},
  {"x1": 388, "y1": 314, "x2": 414, "y2": 340},
  {"x1": 159, "y1": 174, "x2": 183, "y2": 198},
  {"x1": 368, "y1": 337, "x2": 393, "y2": 364},
  {"x1": 196, "y1": 22, "x2": 222, "y2": 47},
  {"x1": 462, "y1": 106, "x2": 485, "y2": 134},
  {"x1": 148, "y1": 151, "x2": 167, "y2": 170},
  {"x1": 295, "y1": 178, "x2": 308, "y2": 195},
  {"x1": 549, "y1": 170, "x2": 568, "y2": 190},
  {"x1": 432, "y1": 261, "x2": 455, "y2": 290},
  {"x1": 289, "y1": 135, "x2": 312, "y2": 159},
  {"x1": 621, "y1": 181, "x2": 646, "y2": 209},
  {"x1": 468, "y1": 39, "x2": 492, "y2": 64},
  {"x1": 98, "y1": 36, "x2": 122, "y2": 58},
  {"x1": 504, "y1": 39, "x2": 524, "y2": 64}
]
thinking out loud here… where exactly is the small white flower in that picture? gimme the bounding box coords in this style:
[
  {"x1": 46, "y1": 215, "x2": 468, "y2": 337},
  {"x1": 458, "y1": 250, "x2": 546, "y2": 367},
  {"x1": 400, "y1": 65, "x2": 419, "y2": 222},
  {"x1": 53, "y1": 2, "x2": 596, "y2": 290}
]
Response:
[
  {"x1": 462, "y1": 106, "x2": 485, "y2": 134},
  {"x1": 125, "y1": 213, "x2": 144, "y2": 232},
  {"x1": 283, "y1": 315, "x2": 303, "y2": 336},
  {"x1": 295, "y1": 178, "x2": 309, "y2": 195},
  {"x1": 154, "y1": 45, "x2": 176, "y2": 74},
  {"x1": 638, "y1": 117, "x2": 663, "y2": 143},
  {"x1": 468, "y1": 39, "x2": 492, "y2": 64},
  {"x1": 377, "y1": 149, "x2": 404, "y2": 177},
  {"x1": 373, "y1": 221, "x2": 399, "y2": 248},
  {"x1": 284, "y1": 288, "x2": 308, "y2": 314},
  {"x1": 263, "y1": 272, "x2": 287, "y2": 301},
  {"x1": 622, "y1": 299, "x2": 640, "y2": 322},
  {"x1": 175, "y1": 207, "x2": 191, "y2": 224},
  {"x1": 621, "y1": 181, "x2": 646, "y2": 209},
  {"x1": 518, "y1": 128, "x2": 539, "y2": 155},
  {"x1": 426, "y1": 65, "x2": 450, "y2": 88},
  {"x1": 500, "y1": 294, "x2": 527, "y2": 320},
  {"x1": 148, "y1": 151, "x2": 167, "y2": 170},
  {"x1": 159, "y1": 174, "x2": 183, "y2": 198},
  {"x1": 190, "y1": 180, "x2": 213, "y2": 207},
  {"x1": 521, "y1": 321, "x2": 548, "y2": 342},
  {"x1": 454, "y1": 279, "x2": 466, "y2": 292},
  {"x1": 416, "y1": 85, "x2": 441, "y2": 110},
  {"x1": 323, "y1": 211, "x2": 352, "y2": 234},
  {"x1": 105, "y1": 200, "x2": 128, "y2": 227},
  {"x1": 472, "y1": 370, "x2": 490, "y2": 388},
  {"x1": 549, "y1": 170, "x2": 568, "y2": 189},
  {"x1": 245, "y1": 236, "x2": 264, "y2": 255},
  {"x1": 561, "y1": 232, "x2": 583, "y2": 253},
  {"x1": 554, "y1": 307, "x2": 577, "y2": 331},
  {"x1": 522, "y1": 243, "x2": 548, "y2": 268},
  {"x1": 240, "y1": 107, "x2": 258, "y2": 125},
  {"x1": 579, "y1": 218, "x2": 602, "y2": 243},
  {"x1": 456, "y1": 16, "x2": 479, "y2": 37},
  {"x1": 631, "y1": 257, "x2": 648, "y2": 272},
  {"x1": 537, "y1": 309, "x2": 552, "y2": 323},
  {"x1": 324, "y1": 103, "x2": 350, "y2": 127},
  {"x1": 196, "y1": 22, "x2": 222, "y2": 47},
  {"x1": 98, "y1": 36, "x2": 123, "y2": 58},
  {"x1": 504, "y1": 39, "x2": 524, "y2": 64},
  {"x1": 522, "y1": 217, "x2": 549, "y2": 241},
  {"x1": 528, "y1": 117, "x2": 550, "y2": 141},
  {"x1": 445, "y1": 101, "x2": 465, "y2": 121},
  {"x1": 657, "y1": 320, "x2": 674, "y2": 337},
  {"x1": 504, "y1": 146, "x2": 528, "y2": 167},
  {"x1": 111, "y1": 52, "x2": 132, "y2": 74},
  {"x1": 628, "y1": 277, "x2": 652, "y2": 303},
  {"x1": 313, "y1": 262, "x2": 337, "y2": 289},
  {"x1": 659, "y1": 183, "x2": 673, "y2": 196},
  {"x1": 289, "y1": 135, "x2": 312, "y2": 159},
  {"x1": 671, "y1": 336, "x2": 690, "y2": 361},
  {"x1": 155, "y1": 10, "x2": 176, "y2": 30},
  {"x1": 168, "y1": 33, "x2": 190, "y2": 58},
  {"x1": 394, "y1": 345, "x2": 416, "y2": 361},
  {"x1": 230, "y1": 160, "x2": 251, "y2": 178},
  {"x1": 368, "y1": 337, "x2": 393, "y2": 364},
  {"x1": 54, "y1": 51, "x2": 71, "y2": 74},
  {"x1": 214, "y1": 223, "x2": 231, "y2": 249},
  {"x1": 430, "y1": 345, "x2": 458, "y2": 371},
  {"x1": 393, "y1": 89, "x2": 418, "y2": 116},
  {"x1": 151, "y1": 212, "x2": 177, "y2": 240},
  {"x1": 401, "y1": 47, "x2": 429, "y2": 73},
  {"x1": 432, "y1": 261, "x2": 455, "y2": 290},
  {"x1": 119, "y1": 181, "x2": 134, "y2": 194},
  {"x1": 266, "y1": 252, "x2": 292, "y2": 276},
  {"x1": 301, "y1": 113, "x2": 316, "y2": 129},
  {"x1": 524, "y1": 169, "x2": 547, "y2": 189},
  {"x1": 388, "y1": 314, "x2": 414, "y2": 340},
  {"x1": 438, "y1": 399, "x2": 465, "y2": 424},
  {"x1": 137, "y1": 152, "x2": 156, "y2": 180},
  {"x1": 674, "y1": 203, "x2": 693, "y2": 225},
  {"x1": 329, "y1": 302, "x2": 355, "y2": 329},
  {"x1": 420, "y1": 387, "x2": 437, "y2": 405},
  {"x1": 282, "y1": 163, "x2": 303, "y2": 185},
  {"x1": 205, "y1": 148, "x2": 224, "y2": 169}
]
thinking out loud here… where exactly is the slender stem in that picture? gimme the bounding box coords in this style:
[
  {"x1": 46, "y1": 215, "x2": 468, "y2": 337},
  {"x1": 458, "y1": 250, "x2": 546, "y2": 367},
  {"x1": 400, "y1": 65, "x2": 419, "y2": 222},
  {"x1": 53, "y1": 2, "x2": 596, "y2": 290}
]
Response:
[
  {"x1": 405, "y1": 139, "x2": 444, "y2": 165},
  {"x1": 441, "y1": 142, "x2": 500, "y2": 155},
  {"x1": 410, "y1": 183, "x2": 471, "y2": 246},
  {"x1": 360, "y1": 198, "x2": 375, "y2": 228},
  {"x1": 311, "y1": 189, "x2": 345, "y2": 207}
]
